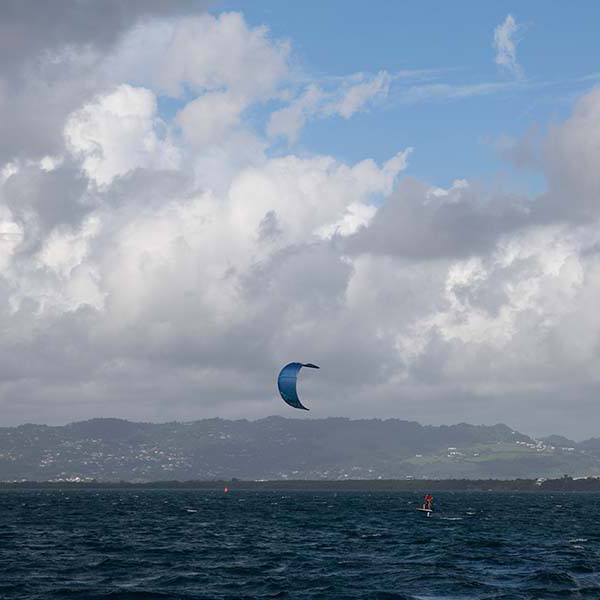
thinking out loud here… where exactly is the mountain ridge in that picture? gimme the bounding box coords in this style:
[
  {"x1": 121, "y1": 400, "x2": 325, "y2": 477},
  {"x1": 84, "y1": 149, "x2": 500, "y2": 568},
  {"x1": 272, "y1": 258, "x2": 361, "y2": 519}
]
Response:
[{"x1": 1, "y1": 417, "x2": 598, "y2": 482}]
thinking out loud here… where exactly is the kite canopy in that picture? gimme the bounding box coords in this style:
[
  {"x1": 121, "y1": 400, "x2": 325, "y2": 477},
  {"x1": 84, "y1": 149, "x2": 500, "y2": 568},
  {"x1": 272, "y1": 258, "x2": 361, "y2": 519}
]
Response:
[{"x1": 277, "y1": 362, "x2": 320, "y2": 410}]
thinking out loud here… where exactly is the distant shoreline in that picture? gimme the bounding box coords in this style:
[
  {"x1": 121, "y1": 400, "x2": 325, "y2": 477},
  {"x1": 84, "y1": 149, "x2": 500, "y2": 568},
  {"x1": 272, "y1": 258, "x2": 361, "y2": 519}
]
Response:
[{"x1": 1, "y1": 476, "x2": 599, "y2": 492}]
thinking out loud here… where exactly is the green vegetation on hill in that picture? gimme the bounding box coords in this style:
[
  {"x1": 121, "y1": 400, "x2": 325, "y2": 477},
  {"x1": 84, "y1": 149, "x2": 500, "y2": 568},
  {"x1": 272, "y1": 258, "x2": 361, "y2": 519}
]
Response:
[{"x1": 1, "y1": 417, "x2": 599, "y2": 482}]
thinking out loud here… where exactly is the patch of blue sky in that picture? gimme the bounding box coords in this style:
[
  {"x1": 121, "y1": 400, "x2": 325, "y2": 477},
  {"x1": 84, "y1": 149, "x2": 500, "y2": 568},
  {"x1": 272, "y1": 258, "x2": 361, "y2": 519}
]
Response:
[
  {"x1": 208, "y1": 0, "x2": 600, "y2": 197},
  {"x1": 156, "y1": 95, "x2": 187, "y2": 124}
]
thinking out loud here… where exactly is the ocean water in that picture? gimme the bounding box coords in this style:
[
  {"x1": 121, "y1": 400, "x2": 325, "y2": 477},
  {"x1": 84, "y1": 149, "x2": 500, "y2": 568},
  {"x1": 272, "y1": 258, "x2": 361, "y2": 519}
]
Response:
[{"x1": 1, "y1": 490, "x2": 599, "y2": 599}]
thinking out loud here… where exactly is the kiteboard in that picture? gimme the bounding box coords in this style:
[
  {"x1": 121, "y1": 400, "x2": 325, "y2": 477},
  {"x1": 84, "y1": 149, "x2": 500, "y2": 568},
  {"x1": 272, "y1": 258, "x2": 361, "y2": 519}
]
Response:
[{"x1": 417, "y1": 508, "x2": 433, "y2": 517}]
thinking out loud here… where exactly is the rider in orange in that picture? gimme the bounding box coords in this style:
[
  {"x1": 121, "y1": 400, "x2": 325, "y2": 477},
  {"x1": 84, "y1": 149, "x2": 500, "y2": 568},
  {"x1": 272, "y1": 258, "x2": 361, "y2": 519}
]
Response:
[{"x1": 423, "y1": 494, "x2": 433, "y2": 510}]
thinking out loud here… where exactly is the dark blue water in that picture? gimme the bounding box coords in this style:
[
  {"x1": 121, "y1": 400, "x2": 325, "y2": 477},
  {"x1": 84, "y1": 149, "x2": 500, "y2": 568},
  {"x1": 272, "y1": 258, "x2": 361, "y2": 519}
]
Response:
[{"x1": 1, "y1": 490, "x2": 599, "y2": 599}]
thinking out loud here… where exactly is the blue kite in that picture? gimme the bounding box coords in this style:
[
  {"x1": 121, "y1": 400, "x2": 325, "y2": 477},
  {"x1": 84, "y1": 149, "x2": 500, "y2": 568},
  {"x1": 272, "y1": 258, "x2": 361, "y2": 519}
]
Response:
[{"x1": 277, "y1": 362, "x2": 320, "y2": 410}]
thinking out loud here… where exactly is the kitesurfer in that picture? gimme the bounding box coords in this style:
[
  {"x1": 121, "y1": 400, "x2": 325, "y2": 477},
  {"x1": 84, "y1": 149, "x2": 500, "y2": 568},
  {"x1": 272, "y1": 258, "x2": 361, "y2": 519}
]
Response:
[{"x1": 423, "y1": 494, "x2": 433, "y2": 510}]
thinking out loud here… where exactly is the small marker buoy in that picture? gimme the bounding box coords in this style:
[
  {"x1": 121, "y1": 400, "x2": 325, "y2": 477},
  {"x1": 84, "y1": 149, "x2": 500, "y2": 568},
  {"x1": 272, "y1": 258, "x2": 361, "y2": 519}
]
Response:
[{"x1": 224, "y1": 487, "x2": 228, "y2": 493}]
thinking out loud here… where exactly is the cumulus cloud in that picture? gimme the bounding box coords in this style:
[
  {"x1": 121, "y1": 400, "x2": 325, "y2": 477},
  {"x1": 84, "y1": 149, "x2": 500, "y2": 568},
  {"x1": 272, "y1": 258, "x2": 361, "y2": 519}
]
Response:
[
  {"x1": 176, "y1": 91, "x2": 247, "y2": 148},
  {"x1": 493, "y1": 14, "x2": 524, "y2": 79},
  {"x1": 0, "y1": 0, "x2": 204, "y2": 163},
  {"x1": 154, "y1": 12, "x2": 290, "y2": 100},
  {"x1": 1, "y1": 74, "x2": 410, "y2": 423},
  {"x1": 65, "y1": 85, "x2": 180, "y2": 186},
  {"x1": 3, "y1": 5, "x2": 600, "y2": 439}
]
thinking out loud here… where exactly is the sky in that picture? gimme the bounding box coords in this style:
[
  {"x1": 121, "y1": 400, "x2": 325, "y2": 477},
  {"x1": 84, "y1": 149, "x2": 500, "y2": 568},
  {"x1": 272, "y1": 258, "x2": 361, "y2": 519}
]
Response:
[{"x1": 2, "y1": 1, "x2": 600, "y2": 438}]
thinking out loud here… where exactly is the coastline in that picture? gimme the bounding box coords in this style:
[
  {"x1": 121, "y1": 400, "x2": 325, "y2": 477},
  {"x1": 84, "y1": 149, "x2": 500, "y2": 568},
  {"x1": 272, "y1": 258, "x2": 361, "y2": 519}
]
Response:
[{"x1": 1, "y1": 476, "x2": 599, "y2": 492}]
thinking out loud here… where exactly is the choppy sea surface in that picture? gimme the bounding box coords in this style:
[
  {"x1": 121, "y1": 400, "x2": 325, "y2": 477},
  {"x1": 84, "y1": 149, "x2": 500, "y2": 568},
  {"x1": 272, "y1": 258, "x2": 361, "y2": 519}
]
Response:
[{"x1": 1, "y1": 490, "x2": 600, "y2": 599}]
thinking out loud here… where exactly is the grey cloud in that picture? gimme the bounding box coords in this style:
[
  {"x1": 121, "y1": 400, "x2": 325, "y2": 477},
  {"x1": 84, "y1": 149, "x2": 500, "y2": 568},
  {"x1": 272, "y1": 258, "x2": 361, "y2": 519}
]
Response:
[
  {"x1": 538, "y1": 87, "x2": 600, "y2": 221},
  {"x1": 497, "y1": 127, "x2": 542, "y2": 170},
  {"x1": 3, "y1": 163, "x2": 91, "y2": 240},
  {"x1": 0, "y1": 61, "x2": 98, "y2": 162},
  {"x1": 243, "y1": 242, "x2": 351, "y2": 316},
  {"x1": 239, "y1": 242, "x2": 400, "y2": 389},
  {"x1": 348, "y1": 178, "x2": 531, "y2": 260},
  {"x1": 0, "y1": 0, "x2": 200, "y2": 76},
  {"x1": 0, "y1": 0, "x2": 207, "y2": 163},
  {"x1": 100, "y1": 167, "x2": 194, "y2": 211},
  {"x1": 257, "y1": 210, "x2": 282, "y2": 242},
  {"x1": 0, "y1": 301, "x2": 106, "y2": 429},
  {"x1": 0, "y1": 238, "x2": 383, "y2": 424}
]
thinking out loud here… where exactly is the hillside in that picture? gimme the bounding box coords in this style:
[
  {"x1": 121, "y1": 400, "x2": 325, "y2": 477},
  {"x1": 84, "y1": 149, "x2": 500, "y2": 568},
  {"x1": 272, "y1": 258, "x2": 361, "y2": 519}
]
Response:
[{"x1": 1, "y1": 417, "x2": 598, "y2": 482}]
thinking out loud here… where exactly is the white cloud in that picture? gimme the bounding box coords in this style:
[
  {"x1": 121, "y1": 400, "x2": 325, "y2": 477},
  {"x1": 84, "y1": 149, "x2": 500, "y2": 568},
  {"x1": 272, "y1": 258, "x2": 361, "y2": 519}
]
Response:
[
  {"x1": 39, "y1": 155, "x2": 64, "y2": 172},
  {"x1": 328, "y1": 71, "x2": 391, "y2": 118},
  {"x1": 64, "y1": 84, "x2": 180, "y2": 186},
  {"x1": 267, "y1": 84, "x2": 323, "y2": 143},
  {"x1": 177, "y1": 91, "x2": 247, "y2": 148},
  {"x1": 0, "y1": 208, "x2": 23, "y2": 270},
  {"x1": 493, "y1": 14, "x2": 524, "y2": 79},
  {"x1": 226, "y1": 150, "x2": 410, "y2": 249},
  {"x1": 147, "y1": 12, "x2": 289, "y2": 101},
  {"x1": 399, "y1": 81, "x2": 516, "y2": 104},
  {"x1": 268, "y1": 71, "x2": 391, "y2": 143}
]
